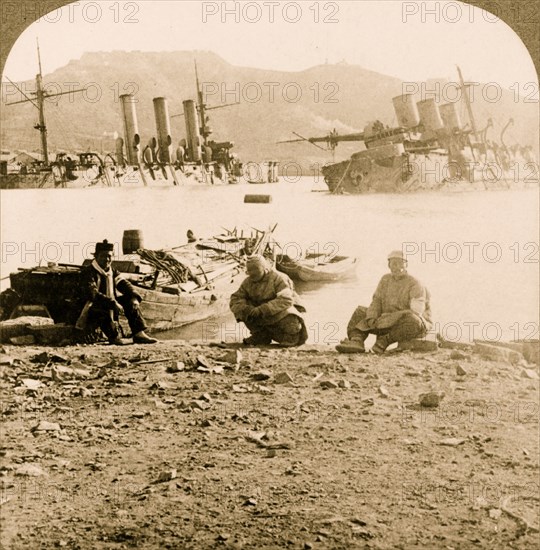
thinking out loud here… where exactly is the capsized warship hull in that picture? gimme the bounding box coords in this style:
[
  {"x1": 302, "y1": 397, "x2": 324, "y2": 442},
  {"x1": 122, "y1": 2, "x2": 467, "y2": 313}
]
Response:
[
  {"x1": 322, "y1": 144, "x2": 538, "y2": 194},
  {"x1": 282, "y1": 67, "x2": 538, "y2": 195}
]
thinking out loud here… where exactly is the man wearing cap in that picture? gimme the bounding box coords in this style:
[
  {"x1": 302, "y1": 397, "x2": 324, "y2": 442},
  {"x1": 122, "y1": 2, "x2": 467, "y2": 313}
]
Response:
[
  {"x1": 230, "y1": 255, "x2": 307, "y2": 346},
  {"x1": 76, "y1": 240, "x2": 157, "y2": 345},
  {"x1": 337, "y1": 250, "x2": 432, "y2": 354}
]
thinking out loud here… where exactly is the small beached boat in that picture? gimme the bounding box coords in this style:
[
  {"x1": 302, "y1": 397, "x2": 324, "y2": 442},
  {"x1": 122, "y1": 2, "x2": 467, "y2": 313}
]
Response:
[
  {"x1": 0, "y1": 227, "x2": 276, "y2": 340},
  {"x1": 276, "y1": 253, "x2": 358, "y2": 282}
]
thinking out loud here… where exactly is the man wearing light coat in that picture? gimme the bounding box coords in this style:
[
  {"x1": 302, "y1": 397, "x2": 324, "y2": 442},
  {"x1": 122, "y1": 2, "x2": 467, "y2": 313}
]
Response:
[{"x1": 337, "y1": 250, "x2": 432, "y2": 354}]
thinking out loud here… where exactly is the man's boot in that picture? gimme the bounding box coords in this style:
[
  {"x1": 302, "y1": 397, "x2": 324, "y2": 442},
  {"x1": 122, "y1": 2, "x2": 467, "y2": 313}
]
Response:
[
  {"x1": 336, "y1": 337, "x2": 365, "y2": 353},
  {"x1": 243, "y1": 331, "x2": 272, "y2": 346},
  {"x1": 133, "y1": 331, "x2": 158, "y2": 344},
  {"x1": 371, "y1": 334, "x2": 392, "y2": 354}
]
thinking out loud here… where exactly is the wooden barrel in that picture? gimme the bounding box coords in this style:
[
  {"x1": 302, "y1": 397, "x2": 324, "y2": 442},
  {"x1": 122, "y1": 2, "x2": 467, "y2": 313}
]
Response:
[
  {"x1": 244, "y1": 194, "x2": 272, "y2": 204},
  {"x1": 122, "y1": 229, "x2": 144, "y2": 254}
]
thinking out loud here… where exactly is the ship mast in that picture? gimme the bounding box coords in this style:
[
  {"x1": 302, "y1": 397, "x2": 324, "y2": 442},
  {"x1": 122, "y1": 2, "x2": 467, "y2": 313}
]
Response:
[
  {"x1": 5, "y1": 39, "x2": 86, "y2": 167},
  {"x1": 35, "y1": 40, "x2": 49, "y2": 165},
  {"x1": 194, "y1": 60, "x2": 208, "y2": 143},
  {"x1": 457, "y1": 65, "x2": 479, "y2": 142}
]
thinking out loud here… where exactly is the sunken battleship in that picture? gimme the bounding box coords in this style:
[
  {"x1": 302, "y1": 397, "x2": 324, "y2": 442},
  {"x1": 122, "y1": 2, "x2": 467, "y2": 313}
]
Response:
[
  {"x1": 0, "y1": 47, "x2": 278, "y2": 189},
  {"x1": 281, "y1": 67, "x2": 538, "y2": 194}
]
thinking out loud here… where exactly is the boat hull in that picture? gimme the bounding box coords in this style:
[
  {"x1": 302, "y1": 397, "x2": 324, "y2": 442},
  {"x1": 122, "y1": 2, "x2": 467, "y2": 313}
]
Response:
[
  {"x1": 276, "y1": 255, "x2": 357, "y2": 282},
  {"x1": 136, "y1": 287, "x2": 232, "y2": 333},
  {"x1": 296, "y1": 257, "x2": 358, "y2": 282}
]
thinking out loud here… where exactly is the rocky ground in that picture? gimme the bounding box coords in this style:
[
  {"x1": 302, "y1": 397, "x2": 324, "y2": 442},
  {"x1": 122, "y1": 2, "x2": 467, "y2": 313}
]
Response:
[{"x1": 0, "y1": 340, "x2": 539, "y2": 549}]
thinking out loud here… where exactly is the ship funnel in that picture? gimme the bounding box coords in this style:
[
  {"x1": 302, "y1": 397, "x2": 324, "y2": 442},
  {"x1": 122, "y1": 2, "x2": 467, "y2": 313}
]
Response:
[
  {"x1": 115, "y1": 137, "x2": 126, "y2": 167},
  {"x1": 416, "y1": 98, "x2": 444, "y2": 131},
  {"x1": 392, "y1": 94, "x2": 420, "y2": 128},
  {"x1": 183, "y1": 99, "x2": 202, "y2": 162},
  {"x1": 119, "y1": 94, "x2": 141, "y2": 165},
  {"x1": 439, "y1": 102, "x2": 461, "y2": 130},
  {"x1": 153, "y1": 97, "x2": 173, "y2": 163}
]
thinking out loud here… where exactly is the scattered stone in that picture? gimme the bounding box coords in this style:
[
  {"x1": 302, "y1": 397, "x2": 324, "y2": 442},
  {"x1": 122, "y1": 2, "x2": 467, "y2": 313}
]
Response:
[
  {"x1": 15, "y1": 463, "x2": 48, "y2": 477},
  {"x1": 209, "y1": 365, "x2": 224, "y2": 375},
  {"x1": 456, "y1": 364, "x2": 468, "y2": 376},
  {"x1": 274, "y1": 372, "x2": 293, "y2": 384},
  {"x1": 0, "y1": 354, "x2": 14, "y2": 366},
  {"x1": 266, "y1": 449, "x2": 277, "y2": 458},
  {"x1": 156, "y1": 469, "x2": 177, "y2": 483},
  {"x1": 474, "y1": 342, "x2": 524, "y2": 365},
  {"x1": 20, "y1": 378, "x2": 43, "y2": 390},
  {"x1": 436, "y1": 335, "x2": 473, "y2": 351},
  {"x1": 200, "y1": 393, "x2": 212, "y2": 402},
  {"x1": 52, "y1": 364, "x2": 91, "y2": 380},
  {"x1": 220, "y1": 350, "x2": 242, "y2": 365},
  {"x1": 167, "y1": 361, "x2": 185, "y2": 373},
  {"x1": 243, "y1": 498, "x2": 257, "y2": 506},
  {"x1": 489, "y1": 508, "x2": 502, "y2": 520},
  {"x1": 338, "y1": 379, "x2": 351, "y2": 389},
  {"x1": 10, "y1": 335, "x2": 35, "y2": 345},
  {"x1": 419, "y1": 391, "x2": 445, "y2": 408},
  {"x1": 149, "y1": 380, "x2": 172, "y2": 390},
  {"x1": 31, "y1": 351, "x2": 67, "y2": 364},
  {"x1": 189, "y1": 400, "x2": 211, "y2": 411},
  {"x1": 251, "y1": 370, "x2": 272, "y2": 381},
  {"x1": 361, "y1": 397, "x2": 374, "y2": 406},
  {"x1": 33, "y1": 421, "x2": 61, "y2": 432},
  {"x1": 217, "y1": 533, "x2": 230, "y2": 541},
  {"x1": 378, "y1": 385, "x2": 390, "y2": 398},
  {"x1": 319, "y1": 380, "x2": 338, "y2": 389},
  {"x1": 521, "y1": 369, "x2": 539, "y2": 380},
  {"x1": 439, "y1": 438, "x2": 466, "y2": 446},
  {"x1": 196, "y1": 355, "x2": 212, "y2": 369},
  {"x1": 398, "y1": 339, "x2": 438, "y2": 352},
  {"x1": 450, "y1": 350, "x2": 469, "y2": 360}
]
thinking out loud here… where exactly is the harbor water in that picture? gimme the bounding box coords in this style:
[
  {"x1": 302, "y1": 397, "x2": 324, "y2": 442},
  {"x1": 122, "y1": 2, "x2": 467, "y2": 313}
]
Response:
[{"x1": 1, "y1": 179, "x2": 538, "y2": 345}]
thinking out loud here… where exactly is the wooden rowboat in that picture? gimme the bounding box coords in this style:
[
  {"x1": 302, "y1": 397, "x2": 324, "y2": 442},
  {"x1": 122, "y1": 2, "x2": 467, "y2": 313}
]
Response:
[
  {"x1": 276, "y1": 253, "x2": 357, "y2": 282},
  {"x1": 2, "y1": 227, "x2": 275, "y2": 336}
]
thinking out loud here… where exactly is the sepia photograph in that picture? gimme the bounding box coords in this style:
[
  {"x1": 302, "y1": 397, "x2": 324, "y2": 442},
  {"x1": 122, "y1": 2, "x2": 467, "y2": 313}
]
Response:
[{"x1": 0, "y1": 0, "x2": 538, "y2": 547}]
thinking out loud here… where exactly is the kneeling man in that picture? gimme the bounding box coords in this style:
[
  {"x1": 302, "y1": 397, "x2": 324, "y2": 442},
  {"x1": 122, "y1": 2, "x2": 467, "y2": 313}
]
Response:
[
  {"x1": 230, "y1": 255, "x2": 307, "y2": 346},
  {"x1": 77, "y1": 239, "x2": 157, "y2": 345},
  {"x1": 337, "y1": 250, "x2": 432, "y2": 354}
]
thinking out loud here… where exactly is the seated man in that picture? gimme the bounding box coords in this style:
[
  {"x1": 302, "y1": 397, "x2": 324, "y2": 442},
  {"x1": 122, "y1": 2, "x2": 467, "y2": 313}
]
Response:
[
  {"x1": 337, "y1": 250, "x2": 432, "y2": 354},
  {"x1": 230, "y1": 255, "x2": 307, "y2": 347},
  {"x1": 76, "y1": 239, "x2": 157, "y2": 345}
]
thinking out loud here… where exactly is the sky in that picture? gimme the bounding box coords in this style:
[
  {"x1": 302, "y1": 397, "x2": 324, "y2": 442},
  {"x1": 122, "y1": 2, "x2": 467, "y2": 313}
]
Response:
[{"x1": 2, "y1": 0, "x2": 538, "y2": 90}]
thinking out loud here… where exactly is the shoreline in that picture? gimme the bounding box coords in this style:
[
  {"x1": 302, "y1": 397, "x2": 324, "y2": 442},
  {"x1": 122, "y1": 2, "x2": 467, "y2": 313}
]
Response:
[{"x1": 1, "y1": 340, "x2": 539, "y2": 548}]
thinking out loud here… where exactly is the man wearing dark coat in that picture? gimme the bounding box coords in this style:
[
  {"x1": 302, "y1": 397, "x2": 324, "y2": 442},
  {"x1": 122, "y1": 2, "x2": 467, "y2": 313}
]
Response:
[
  {"x1": 230, "y1": 255, "x2": 307, "y2": 347},
  {"x1": 76, "y1": 240, "x2": 157, "y2": 345}
]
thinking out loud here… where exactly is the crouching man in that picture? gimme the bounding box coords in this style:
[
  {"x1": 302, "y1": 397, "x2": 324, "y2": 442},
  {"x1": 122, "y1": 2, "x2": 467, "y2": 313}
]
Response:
[
  {"x1": 76, "y1": 239, "x2": 157, "y2": 345},
  {"x1": 337, "y1": 250, "x2": 432, "y2": 354},
  {"x1": 230, "y1": 255, "x2": 307, "y2": 347}
]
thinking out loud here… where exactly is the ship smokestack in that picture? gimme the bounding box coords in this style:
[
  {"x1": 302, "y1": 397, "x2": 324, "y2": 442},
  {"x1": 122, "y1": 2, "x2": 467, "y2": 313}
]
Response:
[
  {"x1": 439, "y1": 102, "x2": 461, "y2": 130},
  {"x1": 119, "y1": 94, "x2": 141, "y2": 165},
  {"x1": 183, "y1": 99, "x2": 202, "y2": 162},
  {"x1": 392, "y1": 94, "x2": 420, "y2": 128},
  {"x1": 153, "y1": 97, "x2": 172, "y2": 163},
  {"x1": 416, "y1": 98, "x2": 444, "y2": 131}
]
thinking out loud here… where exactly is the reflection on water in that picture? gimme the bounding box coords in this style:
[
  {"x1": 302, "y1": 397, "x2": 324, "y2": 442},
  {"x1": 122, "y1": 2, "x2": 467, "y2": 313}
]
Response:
[{"x1": 1, "y1": 178, "x2": 538, "y2": 344}]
